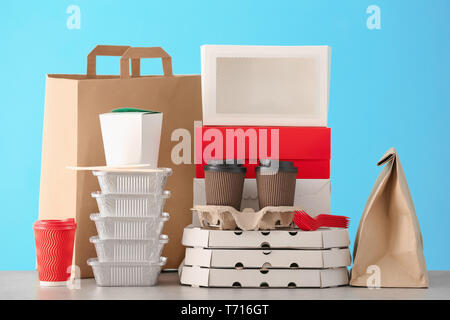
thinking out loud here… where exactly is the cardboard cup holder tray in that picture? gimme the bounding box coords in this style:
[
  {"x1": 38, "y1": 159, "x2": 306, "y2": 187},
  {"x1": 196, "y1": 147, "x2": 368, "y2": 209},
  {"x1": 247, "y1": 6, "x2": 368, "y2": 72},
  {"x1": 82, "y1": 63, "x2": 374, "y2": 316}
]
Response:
[
  {"x1": 193, "y1": 205, "x2": 303, "y2": 231},
  {"x1": 90, "y1": 234, "x2": 169, "y2": 262}
]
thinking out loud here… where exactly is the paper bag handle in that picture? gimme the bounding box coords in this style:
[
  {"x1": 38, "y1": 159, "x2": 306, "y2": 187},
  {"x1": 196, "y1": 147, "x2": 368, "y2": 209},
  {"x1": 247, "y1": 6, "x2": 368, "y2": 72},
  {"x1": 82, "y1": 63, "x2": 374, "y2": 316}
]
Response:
[
  {"x1": 120, "y1": 47, "x2": 173, "y2": 78},
  {"x1": 87, "y1": 45, "x2": 140, "y2": 77}
]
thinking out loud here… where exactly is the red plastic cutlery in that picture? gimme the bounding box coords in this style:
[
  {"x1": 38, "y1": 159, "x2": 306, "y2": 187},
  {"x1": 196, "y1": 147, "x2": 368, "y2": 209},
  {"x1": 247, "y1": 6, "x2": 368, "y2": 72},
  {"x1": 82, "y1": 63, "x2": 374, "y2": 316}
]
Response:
[{"x1": 293, "y1": 210, "x2": 349, "y2": 231}]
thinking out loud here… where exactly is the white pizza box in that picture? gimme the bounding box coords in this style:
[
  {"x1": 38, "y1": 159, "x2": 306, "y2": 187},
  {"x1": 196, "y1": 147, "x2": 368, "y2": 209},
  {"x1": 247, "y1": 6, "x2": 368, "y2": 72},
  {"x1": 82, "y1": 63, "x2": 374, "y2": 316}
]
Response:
[
  {"x1": 193, "y1": 178, "x2": 330, "y2": 226},
  {"x1": 180, "y1": 266, "x2": 348, "y2": 288},
  {"x1": 201, "y1": 45, "x2": 331, "y2": 126},
  {"x1": 184, "y1": 247, "x2": 351, "y2": 269},
  {"x1": 182, "y1": 225, "x2": 349, "y2": 249}
]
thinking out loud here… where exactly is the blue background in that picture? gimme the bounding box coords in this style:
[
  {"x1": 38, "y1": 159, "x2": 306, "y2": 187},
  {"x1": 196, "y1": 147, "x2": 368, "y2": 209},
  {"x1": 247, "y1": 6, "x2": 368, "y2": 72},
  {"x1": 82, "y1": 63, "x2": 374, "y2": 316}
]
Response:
[{"x1": 1, "y1": 0, "x2": 449, "y2": 270}]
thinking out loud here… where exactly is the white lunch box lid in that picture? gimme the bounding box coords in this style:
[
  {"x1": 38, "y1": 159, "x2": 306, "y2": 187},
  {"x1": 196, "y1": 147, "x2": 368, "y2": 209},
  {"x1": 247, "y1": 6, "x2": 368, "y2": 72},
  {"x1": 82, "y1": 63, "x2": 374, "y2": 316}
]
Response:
[{"x1": 201, "y1": 45, "x2": 331, "y2": 126}]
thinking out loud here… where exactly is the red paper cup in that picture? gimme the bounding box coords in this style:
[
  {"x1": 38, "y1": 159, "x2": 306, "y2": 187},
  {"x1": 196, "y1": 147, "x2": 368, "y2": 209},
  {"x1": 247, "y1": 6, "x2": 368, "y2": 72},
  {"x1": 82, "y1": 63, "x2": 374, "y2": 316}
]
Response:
[{"x1": 33, "y1": 219, "x2": 76, "y2": 286}]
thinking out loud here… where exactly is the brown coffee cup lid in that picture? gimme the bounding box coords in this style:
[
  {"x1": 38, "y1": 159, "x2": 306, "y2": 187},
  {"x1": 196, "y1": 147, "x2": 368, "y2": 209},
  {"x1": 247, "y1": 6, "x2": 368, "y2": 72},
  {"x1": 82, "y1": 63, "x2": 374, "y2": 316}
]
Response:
[
  {"x1": 256, "y1": 159, "x2": 298, "y2": 173},
  {"x1": 204, "y1": 159, "x2": 247, "y2": 173}
]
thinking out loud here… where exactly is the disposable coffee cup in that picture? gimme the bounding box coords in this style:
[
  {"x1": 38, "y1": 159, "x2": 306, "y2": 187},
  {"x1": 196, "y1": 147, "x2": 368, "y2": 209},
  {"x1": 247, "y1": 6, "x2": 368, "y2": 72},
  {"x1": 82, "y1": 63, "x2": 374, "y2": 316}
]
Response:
[
  {"x1": 256, "y1": 160, "x2": 298, "y2": 209},
  {"x1": 100, "y1": 108, "x2": 163, "y2": 168},
  {"x1": 204, "y1": 159, "x2": 246, "y2": 210},
  {"x1": 33, "y1": 219, "x2": 77, "y2": 286}
]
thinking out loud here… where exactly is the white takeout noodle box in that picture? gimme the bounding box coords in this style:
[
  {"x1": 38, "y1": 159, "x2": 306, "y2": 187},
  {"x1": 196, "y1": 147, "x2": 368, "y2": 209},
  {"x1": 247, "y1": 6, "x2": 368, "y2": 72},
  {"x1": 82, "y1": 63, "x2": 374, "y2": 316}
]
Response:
[{"x1": 99, "y1": 111, "x2": 163, "y2": 168}]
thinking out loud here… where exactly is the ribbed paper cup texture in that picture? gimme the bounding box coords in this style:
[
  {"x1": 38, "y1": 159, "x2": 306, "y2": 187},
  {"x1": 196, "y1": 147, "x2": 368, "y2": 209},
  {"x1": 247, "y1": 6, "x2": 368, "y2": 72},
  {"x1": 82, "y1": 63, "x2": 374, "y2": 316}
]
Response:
[
  {"x1": 204, "y1": 171, "x2": 245, "y2": 210},
  {"x1": 256, "y1": 171, "x2": 297, "y2": 208},
  {"x1": 34, "y1": 226, "x2": 76, "y2": 282}
]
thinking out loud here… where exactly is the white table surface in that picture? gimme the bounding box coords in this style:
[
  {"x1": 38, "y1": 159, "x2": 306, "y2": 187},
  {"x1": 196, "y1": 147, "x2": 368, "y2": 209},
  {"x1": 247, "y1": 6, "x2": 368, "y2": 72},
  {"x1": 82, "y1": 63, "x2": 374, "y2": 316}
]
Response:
[{"x1": 1, "y1": 270, "x2": 449, "y2": 300}]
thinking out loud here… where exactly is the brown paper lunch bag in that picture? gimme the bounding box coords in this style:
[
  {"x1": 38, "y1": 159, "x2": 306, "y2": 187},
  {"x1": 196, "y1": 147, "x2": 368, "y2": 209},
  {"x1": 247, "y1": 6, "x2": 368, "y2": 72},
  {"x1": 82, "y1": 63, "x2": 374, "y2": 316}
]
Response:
[
  {"x1": 39, "y1": 45, "x2": 202, "y2": 277},
  {"x1": 350, "y1": 148, "x2": 428, "y2": 287}
]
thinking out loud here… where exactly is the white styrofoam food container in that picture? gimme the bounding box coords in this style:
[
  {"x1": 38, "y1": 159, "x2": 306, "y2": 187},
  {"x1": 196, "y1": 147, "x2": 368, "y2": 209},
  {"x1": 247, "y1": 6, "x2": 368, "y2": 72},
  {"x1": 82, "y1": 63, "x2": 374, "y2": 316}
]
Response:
[
  {"x1": 201, "y1": 45, "x2": 331, "y2": 126},
  {"x1": 88, "y1": 257, "x2": 166, "y2": 287},
  {"x1": 180, "y1": 266, "x2": 348, "y2": 288},
  {"x1": 182, "y1": 225, "x2": 349, "y2": 249},
  {"x1": 184, "y1": 247, "x2": 351, "y2": 269},
  {"x1": 90, "y1": 234, "x2": 169, "y2": 262},
  {"x1": 93, "y1": 168, "x2": 172, "y2": 194},
  {"x1": 91, "y1": 212, "x2": 169, "y2": 239},
  {"x1": 193, "y1": 178, "x2": 330, "y2": 226},
  {"x1": 92, "y1": 191, "x2": 170, "y2": 217},
  {"x1": 100, "y1": 111, "x2": 163, "y2": 168}
]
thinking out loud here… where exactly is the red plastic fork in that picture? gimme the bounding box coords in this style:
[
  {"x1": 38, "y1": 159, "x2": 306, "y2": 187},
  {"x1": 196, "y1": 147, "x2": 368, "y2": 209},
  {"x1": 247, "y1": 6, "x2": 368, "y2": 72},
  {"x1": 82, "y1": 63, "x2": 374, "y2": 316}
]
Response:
[{"x1": 293, "y1": 210, "x2": 349, "y2": 231}]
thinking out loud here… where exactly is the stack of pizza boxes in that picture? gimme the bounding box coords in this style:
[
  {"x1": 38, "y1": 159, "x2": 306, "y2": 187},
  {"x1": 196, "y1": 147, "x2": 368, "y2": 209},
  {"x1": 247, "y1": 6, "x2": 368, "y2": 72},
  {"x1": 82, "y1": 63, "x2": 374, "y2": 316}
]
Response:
[{"x1": 179, "y1": 45, "x2": 351, "y2": 288}]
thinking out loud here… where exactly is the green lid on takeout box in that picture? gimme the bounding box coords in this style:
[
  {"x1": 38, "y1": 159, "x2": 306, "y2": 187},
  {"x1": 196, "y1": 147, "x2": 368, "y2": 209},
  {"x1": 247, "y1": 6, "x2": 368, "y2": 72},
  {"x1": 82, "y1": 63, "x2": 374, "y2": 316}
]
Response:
[{"x1": 111, "y1": 108, "x2": 161, "y2": 114}]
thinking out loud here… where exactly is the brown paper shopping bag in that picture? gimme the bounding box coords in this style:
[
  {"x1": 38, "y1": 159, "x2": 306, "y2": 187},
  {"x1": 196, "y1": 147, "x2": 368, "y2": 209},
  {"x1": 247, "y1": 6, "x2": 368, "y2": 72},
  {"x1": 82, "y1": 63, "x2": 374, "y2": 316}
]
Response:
[
  {"x1": 350, "y1": 148, "x2": 428, "y2": 287},
  {"x1": 39, "y1": 45, "x2": 202, "y2": 277}
]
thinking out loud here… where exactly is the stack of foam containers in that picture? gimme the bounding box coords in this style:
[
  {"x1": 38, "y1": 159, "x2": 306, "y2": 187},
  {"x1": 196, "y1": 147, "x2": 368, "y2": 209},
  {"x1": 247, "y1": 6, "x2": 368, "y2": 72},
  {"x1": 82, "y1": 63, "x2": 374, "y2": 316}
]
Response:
[{"x1": 87, "y1": 168, "x2": 172, "y2": 286}]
